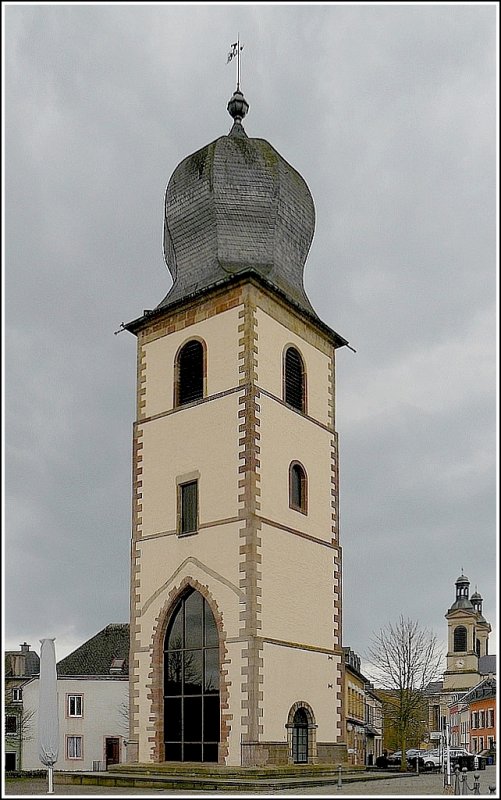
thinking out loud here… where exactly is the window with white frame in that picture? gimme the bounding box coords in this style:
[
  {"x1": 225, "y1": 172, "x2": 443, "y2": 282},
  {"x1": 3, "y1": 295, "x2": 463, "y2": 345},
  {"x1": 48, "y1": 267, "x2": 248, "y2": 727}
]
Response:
[
  {"x1": 472, "y1": 737, "x2": 478, "y2": 753},
  {"x1": 12, "y1": 688, "x2": 22, "y2": 702},
  {"x1": 66, "y1": 735, "x2": 83, "y2": 759},
  {"x1": 67, "y1": 695, "x2": 83, "y2": 717},
  {"x1": 487, "y1": 708, "x2": 494, "y2": 728},
  {"x1": 480, "y1": 710, "x2": 485, "y2": 728},
  {"x1": 479, "y1": 736, "x2": 484, "y2": 752}
]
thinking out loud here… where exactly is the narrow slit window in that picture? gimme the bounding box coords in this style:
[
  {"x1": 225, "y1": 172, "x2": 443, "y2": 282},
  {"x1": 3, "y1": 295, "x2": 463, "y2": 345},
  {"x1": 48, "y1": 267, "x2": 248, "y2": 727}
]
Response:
[
  {"x1": 176, "y1": 340, "x2": 204, "y2": 406},
  {"x1": 284, "y1": 347, "x2": 306, "y2": 412},
  {"x1": 289, "y1": 462, "x2": 307, "y2": 514},
  {"x1": 179, "y1": 481, "x2": 198, "y2": 535}
]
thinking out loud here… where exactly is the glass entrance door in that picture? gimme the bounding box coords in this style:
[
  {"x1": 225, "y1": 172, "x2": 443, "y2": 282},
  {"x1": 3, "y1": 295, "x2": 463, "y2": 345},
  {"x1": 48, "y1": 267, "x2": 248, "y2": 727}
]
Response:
[{"x1": 292, "y1": 708, "x2": 308, "y2": 763}]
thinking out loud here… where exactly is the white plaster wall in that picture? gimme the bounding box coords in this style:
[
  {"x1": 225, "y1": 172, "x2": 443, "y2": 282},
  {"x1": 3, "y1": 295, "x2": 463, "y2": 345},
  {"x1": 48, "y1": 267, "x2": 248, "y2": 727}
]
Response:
[
  {"x1": 136, "y1": 522, "x2": 244, "y2": 623},
  {"x1": 22, "y1": 678, "x2": 128, "y2": 771},
  {"x1": 258, "y1": 395, "x2": 334, "y2": 538},
  {"x1": 260, "y1": 523, "x2": 338, "y2": 649},
  {"x1": 139, "y1": 392, "x2": 242, "y2": 536},
  {"x1": 261, "y1": 645, "x2": 341, "y2": 742},
  {"x1": 143, "y1": 306, "x2": 242, "y2": 418},
  {"x1": 255, "y1": 307, "x2": 332, "y2": 427}
]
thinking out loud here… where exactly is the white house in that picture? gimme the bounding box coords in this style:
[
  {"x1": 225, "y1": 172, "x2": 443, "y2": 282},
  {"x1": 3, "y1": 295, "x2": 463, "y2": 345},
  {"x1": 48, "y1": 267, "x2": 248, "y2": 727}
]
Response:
[{"x1": 21, "y1": 624, "x2": 129, "y2": 772}]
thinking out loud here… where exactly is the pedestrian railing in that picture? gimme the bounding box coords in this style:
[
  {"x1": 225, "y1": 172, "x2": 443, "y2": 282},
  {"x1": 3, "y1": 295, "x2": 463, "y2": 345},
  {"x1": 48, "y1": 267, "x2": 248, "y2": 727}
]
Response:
[{"x1": 450, "y1": 765, "x2": 496, "y2": 795}]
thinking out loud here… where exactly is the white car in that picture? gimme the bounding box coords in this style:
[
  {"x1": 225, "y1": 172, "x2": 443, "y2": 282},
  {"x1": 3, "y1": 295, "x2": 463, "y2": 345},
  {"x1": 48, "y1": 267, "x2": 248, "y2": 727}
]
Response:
[{"x1": 422, "y1": 751, "x2": 441, "y2": 769}]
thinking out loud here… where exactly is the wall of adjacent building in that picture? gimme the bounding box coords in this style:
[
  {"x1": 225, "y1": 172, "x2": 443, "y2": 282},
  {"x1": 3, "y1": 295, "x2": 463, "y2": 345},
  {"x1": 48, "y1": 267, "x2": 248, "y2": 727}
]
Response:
[{"x1": 21, "y1": 677, "x2": 128, "y2": 771}]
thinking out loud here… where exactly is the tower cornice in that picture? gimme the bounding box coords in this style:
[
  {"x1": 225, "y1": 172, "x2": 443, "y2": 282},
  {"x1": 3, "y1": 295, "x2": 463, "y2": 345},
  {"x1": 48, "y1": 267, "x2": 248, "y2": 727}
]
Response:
[{"x1": 124, "y1": 270, "x2": 349, "y2": 350}]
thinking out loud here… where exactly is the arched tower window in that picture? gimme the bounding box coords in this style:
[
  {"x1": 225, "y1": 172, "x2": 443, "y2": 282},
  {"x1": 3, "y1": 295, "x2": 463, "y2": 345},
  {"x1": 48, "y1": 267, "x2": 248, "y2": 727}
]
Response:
[
  {"x1": 289, "y1": 462, "x2": 307, "y2": 514},
  {"x1": 175, "y1": 340, "x2": 205, "y2": 406},
  {"x1": 453, "y1": 626, "x2": 467, "y2": 653},
  {"x1": 163, "y1": 589, "x2": 220, "y2": 762},
  {"x1": 284, "y1": 346, "x2": 306, "y2": 412},
  {"x1": 476, "y1": 638, "x2": 481, "y2": 657}
]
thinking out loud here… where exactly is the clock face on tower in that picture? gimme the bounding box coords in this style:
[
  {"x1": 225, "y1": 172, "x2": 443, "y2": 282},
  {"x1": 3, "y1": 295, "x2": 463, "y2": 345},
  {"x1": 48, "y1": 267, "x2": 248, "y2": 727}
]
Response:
[{"x1": 455, "y1": 658, "x2": 465, "y2": 668}]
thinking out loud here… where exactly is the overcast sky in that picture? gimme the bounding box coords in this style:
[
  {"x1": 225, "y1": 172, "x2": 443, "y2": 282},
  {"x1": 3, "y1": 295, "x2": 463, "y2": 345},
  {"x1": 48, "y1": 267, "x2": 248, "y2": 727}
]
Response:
[{"x1": 3, "y1": 3, "x2": 498, "y2": 672}]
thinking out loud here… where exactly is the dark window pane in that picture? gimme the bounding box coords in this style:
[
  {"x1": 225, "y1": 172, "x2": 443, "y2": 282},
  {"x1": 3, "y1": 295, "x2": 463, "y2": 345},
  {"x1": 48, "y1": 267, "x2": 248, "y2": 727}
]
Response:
[
  {"x1": 204, "y1": 648, "x2": 219, "y2": 694},
  {"x1": 184, "y1": 697, "x2": 202, "y2": 740},
  {"x1": 203, "y1": 743, "x2": 218, "y2": 762},
  {"x1": 166, "y1": 601, "x2": 184, "y2": 650},
  {"x1": 164, "y1": 590, "x2": 220, "y2": 764},
  {"x1": 291, "y1": 465, "x2": 302, "y2": 508},
  {"x1": 293, "y1": 708, "x2": 308, "y2": 725},
  {"x1": 165, "y1": 651, "x2": 183, "y2": 695},
  {"x1": 184, "y1": 590, "x2": 203, "y2": 648},
  {"x1": 454, "y1": 626, "x2": 467, "y2": 652},
  {"x1": 164, "y1": 698, "x2": 182, "y2": 741},
  {"x1": 180, "y1": 481, "x2": 198, "y2": 534},
  {"x1": 285, "y1": 347, "x2": 304, "y2": 411},
  {"x1": 203, "y1": 696, "x2": 220, "y2": 741},
  {"x1": 5, "y1": 716, "x2": 17, "y2": 734},
  {"x1": 184, "y1": 650, "x2": 203, "y2": 694},
  {"x1": 165, "y1": 742, "x2": 182, "y2": 761},
  {"x1": 204, "y1": 600, "x2": 218, "y2": 647},
  {"x1": 178, "y1": 341, "x2": 204, "y2": 405},
  {"x1": 184, "y1": 743, "x2": 202, "y2": 762}
]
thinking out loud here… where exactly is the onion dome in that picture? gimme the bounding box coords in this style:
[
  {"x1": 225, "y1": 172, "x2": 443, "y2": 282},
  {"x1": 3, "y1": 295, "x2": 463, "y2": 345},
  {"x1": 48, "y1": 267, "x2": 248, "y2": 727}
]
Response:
[{"x1": 158, "y1": 89, "x2": 317, "y2": 315}]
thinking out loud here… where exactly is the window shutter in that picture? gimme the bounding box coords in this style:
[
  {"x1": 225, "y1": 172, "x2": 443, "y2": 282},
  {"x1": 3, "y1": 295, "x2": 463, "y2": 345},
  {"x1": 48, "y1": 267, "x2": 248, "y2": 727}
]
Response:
[{"x1": 285, "y1": 348, "x2": 304, "y2": 411}]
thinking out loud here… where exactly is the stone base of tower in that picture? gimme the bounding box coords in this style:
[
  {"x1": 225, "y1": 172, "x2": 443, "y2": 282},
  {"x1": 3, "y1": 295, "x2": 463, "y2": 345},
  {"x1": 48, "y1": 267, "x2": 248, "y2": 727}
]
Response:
[{"x1": 241, "y1": 741, "x2": 347, "y2": 767}]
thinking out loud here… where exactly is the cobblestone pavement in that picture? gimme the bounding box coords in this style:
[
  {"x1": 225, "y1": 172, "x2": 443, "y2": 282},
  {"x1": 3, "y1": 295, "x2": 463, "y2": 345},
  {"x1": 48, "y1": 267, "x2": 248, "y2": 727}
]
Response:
[{"x1": 4, "y1": 765, "x2": 498, "y2": 797}]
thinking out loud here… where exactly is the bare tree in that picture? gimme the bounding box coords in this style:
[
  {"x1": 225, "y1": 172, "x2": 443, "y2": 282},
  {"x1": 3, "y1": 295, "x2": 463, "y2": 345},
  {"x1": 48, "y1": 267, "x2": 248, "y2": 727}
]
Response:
[{"x1": 366, "y1": 616, "x2": 443, "y2": 772}]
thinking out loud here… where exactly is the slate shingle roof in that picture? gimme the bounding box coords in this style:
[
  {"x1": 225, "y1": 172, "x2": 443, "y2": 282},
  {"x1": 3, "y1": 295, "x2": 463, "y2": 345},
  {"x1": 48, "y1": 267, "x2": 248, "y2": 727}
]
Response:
[
  {"x1": 479, "y1": 654, "x2": 496, "y2": 676},
  {"x1": 57, "y1": 623, "x2": 129, "y2": 676},
  {"x1": 4, "y1": 648, "x2": 40, "y2": 677}
]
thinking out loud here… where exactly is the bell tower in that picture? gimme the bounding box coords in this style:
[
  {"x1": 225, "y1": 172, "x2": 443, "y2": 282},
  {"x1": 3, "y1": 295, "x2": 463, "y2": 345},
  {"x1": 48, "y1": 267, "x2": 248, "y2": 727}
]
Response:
[
  {"x1": 443, "y1": 574, "x2": 490, "y2": 691},
  {"x1": 125, "y1": 87, "x2": 349, "y2": 766}
]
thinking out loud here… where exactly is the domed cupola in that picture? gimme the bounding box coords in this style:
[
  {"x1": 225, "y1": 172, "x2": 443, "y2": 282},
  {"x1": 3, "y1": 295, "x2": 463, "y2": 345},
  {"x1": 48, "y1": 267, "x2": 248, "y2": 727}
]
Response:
[
  {"x1": 448, "y1": 573, "x2": 474, "y2": 611},
  {"x1": 471, "y1": 589, "x2": 488, "y2": 623},
  {"x1": 158, "y1": 88, "x2": 317, "y2": 315}
]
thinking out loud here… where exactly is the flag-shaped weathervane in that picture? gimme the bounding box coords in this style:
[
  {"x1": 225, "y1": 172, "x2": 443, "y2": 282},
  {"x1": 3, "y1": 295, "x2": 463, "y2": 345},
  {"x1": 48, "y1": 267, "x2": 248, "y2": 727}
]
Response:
[{"x1": 227, "y1": 36, "x2": 244, "y2": 90}]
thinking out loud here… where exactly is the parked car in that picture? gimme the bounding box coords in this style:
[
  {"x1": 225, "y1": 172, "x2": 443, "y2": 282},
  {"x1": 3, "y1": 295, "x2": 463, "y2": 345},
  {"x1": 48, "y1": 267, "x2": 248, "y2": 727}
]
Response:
[
  {"x1": 387, "y1": 748, "x2": 424, "y2": 766},
  {"x1": 422, "y1": 751, "x2": 441, "y2": 769}
]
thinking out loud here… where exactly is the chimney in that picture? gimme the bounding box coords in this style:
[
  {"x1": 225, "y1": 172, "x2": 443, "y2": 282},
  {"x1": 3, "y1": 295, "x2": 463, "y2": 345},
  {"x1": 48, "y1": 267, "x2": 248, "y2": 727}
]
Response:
[{"x1": 20, "y1": 643, "x2": 30, "y2": 653}]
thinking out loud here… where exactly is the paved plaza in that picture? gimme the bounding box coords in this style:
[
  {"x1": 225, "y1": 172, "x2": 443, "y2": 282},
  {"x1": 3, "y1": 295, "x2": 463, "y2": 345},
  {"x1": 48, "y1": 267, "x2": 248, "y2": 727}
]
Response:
[{"x1": 4, "y1": 765, "x2": 498, "y2": 797}]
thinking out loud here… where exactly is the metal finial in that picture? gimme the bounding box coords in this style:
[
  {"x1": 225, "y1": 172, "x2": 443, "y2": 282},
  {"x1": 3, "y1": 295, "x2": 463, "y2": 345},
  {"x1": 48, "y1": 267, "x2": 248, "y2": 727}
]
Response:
[{"x1": 227, "y1": 35, "x2": 244, "y2": 91}]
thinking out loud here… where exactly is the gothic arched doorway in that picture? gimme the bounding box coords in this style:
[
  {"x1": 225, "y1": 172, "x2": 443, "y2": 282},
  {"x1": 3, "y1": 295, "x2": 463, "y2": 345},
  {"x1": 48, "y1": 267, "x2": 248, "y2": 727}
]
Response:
[{"x1": 163, "y1": 589, "x2": 220, "y2": 762}]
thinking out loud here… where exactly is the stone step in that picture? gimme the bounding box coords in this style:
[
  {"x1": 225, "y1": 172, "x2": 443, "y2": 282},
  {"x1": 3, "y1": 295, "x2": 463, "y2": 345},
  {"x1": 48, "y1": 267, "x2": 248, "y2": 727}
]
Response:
[{"x1": 56, "y1": 768, "x2": 413, "y2": 792}]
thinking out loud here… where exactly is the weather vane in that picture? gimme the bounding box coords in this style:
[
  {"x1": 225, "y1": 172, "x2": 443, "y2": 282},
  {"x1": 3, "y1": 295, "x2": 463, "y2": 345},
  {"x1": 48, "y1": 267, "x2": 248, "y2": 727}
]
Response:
[{"x1": 227, "y1": 35, "x2": 244, "y2": 91}]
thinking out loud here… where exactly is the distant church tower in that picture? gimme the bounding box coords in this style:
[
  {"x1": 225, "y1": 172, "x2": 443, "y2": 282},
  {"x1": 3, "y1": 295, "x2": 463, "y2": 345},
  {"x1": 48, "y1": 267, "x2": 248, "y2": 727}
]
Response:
[
  {"x1": 442, "y1": 573, "x2": 491, "y2": 691},
  {"x1": 124, "y1": 85, "x2": 349, "y2": 766}
]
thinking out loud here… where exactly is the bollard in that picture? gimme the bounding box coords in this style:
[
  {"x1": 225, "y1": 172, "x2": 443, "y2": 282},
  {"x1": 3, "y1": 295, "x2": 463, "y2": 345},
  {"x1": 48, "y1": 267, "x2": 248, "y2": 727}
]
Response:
[
  {"x1": 473, "y1": 773, "x2": 480, "y2": 795},
  {"x1": 461, "y1": 766, "x2": 468, "y2": 795},
  {"x1": 337, "y1": 764, "x2": 342, "y2": 789},
  {"x1": 453, "y1": 765, "x2": 461, "y2": 795}
]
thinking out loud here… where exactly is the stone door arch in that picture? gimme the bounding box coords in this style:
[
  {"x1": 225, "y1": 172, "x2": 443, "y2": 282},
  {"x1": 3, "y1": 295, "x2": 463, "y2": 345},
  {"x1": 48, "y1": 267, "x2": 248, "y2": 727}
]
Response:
[{"x1": 286, "y1": 701, "x2": 318, "y2": 764}]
